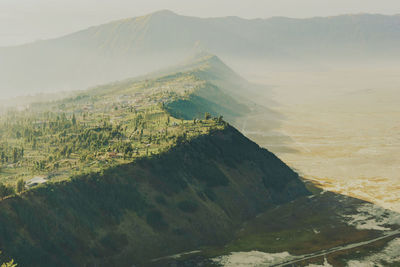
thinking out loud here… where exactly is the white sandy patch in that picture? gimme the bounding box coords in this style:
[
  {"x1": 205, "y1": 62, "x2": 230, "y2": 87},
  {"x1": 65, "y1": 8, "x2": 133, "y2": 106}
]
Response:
[
  {"x1": 347, "y1": 238, "x2": 400, "y2": 266},
  {"x1": 151, "y1": 250, "x2": 201, "y2": 262},
  {"x1": 306, "y1": 257, "x2": 333, "y2": 267},
  {"x1": 342, "y1": 203, "x2": 400, "y2": 231},
  {"x1": 213, "y1": 251, "x2": 295, "y2": 267},
  {"x1": 313, "y1": 228, "x2": 321, "y2": 234}
]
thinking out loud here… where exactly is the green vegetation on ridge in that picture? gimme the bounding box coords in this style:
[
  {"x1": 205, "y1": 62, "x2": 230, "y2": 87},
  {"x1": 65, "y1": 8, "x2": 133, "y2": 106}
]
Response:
[
  {"x1": 0, "y1": 125, "x2": 309, "y2": 266},
  {"x1": 0, "y1": 55, "x2": 311, "y2": 266},
  {"x1": 0, "y1": 63, "x2": 231, "y2": 194}
]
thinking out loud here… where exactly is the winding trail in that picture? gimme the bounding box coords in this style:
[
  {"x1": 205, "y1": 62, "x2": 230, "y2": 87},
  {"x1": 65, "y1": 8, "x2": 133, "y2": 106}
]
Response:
[{"x1": 272, "y1": 230, "x2": 400, "y2": 266}]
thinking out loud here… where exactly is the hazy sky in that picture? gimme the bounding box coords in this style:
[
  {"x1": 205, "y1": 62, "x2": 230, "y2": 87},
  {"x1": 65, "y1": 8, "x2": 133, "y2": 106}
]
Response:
[{"x1": 1, "y1": 0, "x2": 399, "y2": 46}]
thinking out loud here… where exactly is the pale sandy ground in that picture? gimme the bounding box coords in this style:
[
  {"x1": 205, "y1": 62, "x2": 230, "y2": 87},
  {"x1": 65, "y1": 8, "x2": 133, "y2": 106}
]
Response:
[
  {"x1": 214, "y1": 238, "x2": 400, "y2": 267},
  {"x1": 237, "y1": 67, "x2": 400, "y2": 212},
  {"x1": 213, "y1": 196, "x2": 400, "y2": 266}
]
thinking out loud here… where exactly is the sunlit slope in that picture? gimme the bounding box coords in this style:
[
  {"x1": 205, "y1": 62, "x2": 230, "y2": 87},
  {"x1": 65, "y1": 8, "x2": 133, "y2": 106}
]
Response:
[
  {"x1": 0, "y1": 47, "x2": 314, "y2": 265},
  {"x1": 88, "y1": 53, "x2": 254, "y2": 121},
  {"x1": 0, "y1": 127, "x2": 309, "y2": 267},
  {"x1": 0, "y1": 54, "x2": 264, "y2": 189},
  {"x1": 163, "y1": 54, "x2": 254, "y2": 120}
]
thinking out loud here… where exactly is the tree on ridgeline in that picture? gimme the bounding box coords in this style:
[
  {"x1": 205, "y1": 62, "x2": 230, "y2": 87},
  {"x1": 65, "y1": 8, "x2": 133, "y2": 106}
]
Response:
[
  {"x1": 16, "y1": 179, "x2": 25, "y2": 194},
  {"x1": 0, "y1": 251, "x2": 17, "y2": 267},
  {"x1": 72, "y1": 114, "x2": 76, "y2": 126},
  {"x1": 0, "y1": 183, "x2": 15, "y2": 199}
]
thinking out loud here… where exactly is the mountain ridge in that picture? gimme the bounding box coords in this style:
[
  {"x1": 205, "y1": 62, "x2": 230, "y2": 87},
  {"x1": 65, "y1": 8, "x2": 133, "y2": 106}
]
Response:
[
  {"x1": 0, "y1": 51, "x2": 310, "y2": 265},
  {"x1": 1, "y1": 11, "x2": 400, "y2": 96},
  {"x1": 1, "y1": 19, "x2": 400, "y2": 265},
  {"x1": 3, "y1": 11, "x2": 400, "y2": 48},
  {"x1": 0, "y1": 124, "x2": 309, "y2": 266}
]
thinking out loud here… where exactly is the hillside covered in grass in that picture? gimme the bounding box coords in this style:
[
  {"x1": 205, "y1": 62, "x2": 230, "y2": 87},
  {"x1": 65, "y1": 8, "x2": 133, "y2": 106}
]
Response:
[
  {"x1": 0, "y1": 54, "x2": 253, "y2": 191},
  {"x1": 0, "y1": 125, "x2": 309, "y2": 266},
  {"x1": 0, "y1": 55, "x2": 310, "y2": 265}
]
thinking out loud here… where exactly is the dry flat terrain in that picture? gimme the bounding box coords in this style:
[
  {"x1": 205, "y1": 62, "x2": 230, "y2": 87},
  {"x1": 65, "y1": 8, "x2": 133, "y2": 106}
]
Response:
[{"x1": 238, "y1": 67, "x2": 400, "y2": 212}]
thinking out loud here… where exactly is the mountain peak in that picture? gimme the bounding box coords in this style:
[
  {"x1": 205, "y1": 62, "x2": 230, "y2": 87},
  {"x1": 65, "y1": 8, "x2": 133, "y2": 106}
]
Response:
[{"x1": 148, "y1": 9, "x2": 178, "y2": 18}]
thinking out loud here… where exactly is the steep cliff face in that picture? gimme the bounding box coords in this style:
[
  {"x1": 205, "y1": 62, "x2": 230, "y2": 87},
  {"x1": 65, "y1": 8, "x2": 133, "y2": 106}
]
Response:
[{"x1": 0, "y1": 125, "x2": 308, "y2": 266}]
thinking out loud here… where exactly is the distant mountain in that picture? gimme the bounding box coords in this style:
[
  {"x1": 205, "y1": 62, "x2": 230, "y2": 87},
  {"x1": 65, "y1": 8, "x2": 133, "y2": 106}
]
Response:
[{"x1": 1, "y1": 10, "x2": 399, "y2": 96}]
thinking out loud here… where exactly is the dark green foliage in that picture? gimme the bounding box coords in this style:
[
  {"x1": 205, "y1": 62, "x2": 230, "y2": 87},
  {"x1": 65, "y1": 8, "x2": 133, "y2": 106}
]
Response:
[
  {"x1": 177, "y1": 200, "x2": 199, "y2": 213},
  {"x1": 0, "y1": 253, "x2": 17, "y2": 267},
  {"x1": 146, "y1": 210, "x2": 168, "y2": 231},
  {"x1": 165, "y1": 95, "x2": 223, "y2": 120},
  {"x1": 71, "y1": 114, "x2": 76, "y2": 126},
  {"x1": 155, "y1": 195, "x2": 167, "y2": 206},
  {"x1": 142, "y1": 157, "x2": 189, "y2": 195},
  {"x1": 0, "y1": 183, "x2": 14, "y2": 199},
  {"x1": 203, "y1": 188, "x2": 217, "y2": 202},
  {"x1": 0, "y1": 126, "x2": 309, "y2": 266},
  {"x1": 196, "y1": 190, "x2": 207, "y2": 201},
  {"x1": 0, "y1": 167, "x2": 148, "y2": 267},
  {"x1": 16, "y1": 179, "x2": 24, "y2": 193},
  {"x1": 165, "y1": 83, "x2": 248, "y2": 121},
  {"x1": 0, "y1": 145, "x2": 23, "y2": 165},
  {"x1": 189, "y1": 160, "x2": 229, "y2": 187},
  {"x1": 141, "y1": 142, "x2": 230, "y2": 195},
  {"x1": 0, "y1": 52, "x2": 310, "y2": 266},
  {"x1": 99, "y1": 232, "x2": 129, "y2": 253}
]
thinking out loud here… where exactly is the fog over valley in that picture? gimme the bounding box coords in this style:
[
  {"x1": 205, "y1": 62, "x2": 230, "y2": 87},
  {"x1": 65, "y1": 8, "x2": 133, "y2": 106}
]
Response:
[
  {"x1": 1, "y1": 11, "x2": 400, "y2": 98},
  {"x1": 237, "y1": 66, "x2": 400, "y2": 212},
  {"x1": 1, "y1": 5, "x2": 400, "y2": 266}
]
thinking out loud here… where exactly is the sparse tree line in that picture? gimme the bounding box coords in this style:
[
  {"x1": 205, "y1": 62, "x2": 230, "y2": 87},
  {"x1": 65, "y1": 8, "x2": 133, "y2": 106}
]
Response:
[
  {"x1": 0, "y1": 97, "x2": 226, "y2": 201},
  {"x1": 0, "y1": 146, "x2": 24, "y2": 164},
  {"x1": 0, "y1": 178, "x2": 25, "y2": 200}
]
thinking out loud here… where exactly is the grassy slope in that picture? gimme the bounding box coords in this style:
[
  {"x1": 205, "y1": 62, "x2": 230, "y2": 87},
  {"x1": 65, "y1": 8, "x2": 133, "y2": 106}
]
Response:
[
  {"x1": 164, "y1": 54, "x2": 252, "y2": 120},
  {"x1": 0, "y1": 54, "x2": 310, "y2": 266},
  {"x1": 0, "y1": 54, "x2": 249, "y2": 186},
  {"x1": 0, "y1": 125, "x2": 308, "y2": 266},
  {"x1": 1, "y1": 55, "x2": 396, "y2": 267}
]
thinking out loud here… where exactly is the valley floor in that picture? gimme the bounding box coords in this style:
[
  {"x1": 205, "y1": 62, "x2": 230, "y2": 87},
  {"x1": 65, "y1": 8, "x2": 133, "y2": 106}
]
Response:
[
  {"x1": 156, "y1": 188, "x2": 400, "y2": 266},
  {"x1": 238, "y1": 67, "x2": 400, "y2": 213}
]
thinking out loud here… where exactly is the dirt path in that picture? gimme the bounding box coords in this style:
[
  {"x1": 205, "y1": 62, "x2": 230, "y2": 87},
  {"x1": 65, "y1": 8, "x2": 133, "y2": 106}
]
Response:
[{"x1": 273, "y1": 230, "x2": 400, "y2": 266}]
